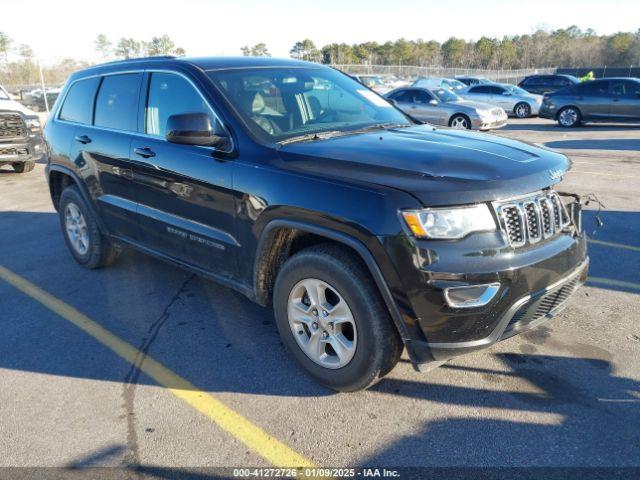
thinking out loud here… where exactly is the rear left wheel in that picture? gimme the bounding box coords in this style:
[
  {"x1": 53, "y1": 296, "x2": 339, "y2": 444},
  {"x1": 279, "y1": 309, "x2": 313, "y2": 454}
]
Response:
[
  {"x1": 273, "y1": 244, "x2": 403, "y2": 391},
  {"x1": 58, "y1": 186, "x2": 122, "y2": 269}
]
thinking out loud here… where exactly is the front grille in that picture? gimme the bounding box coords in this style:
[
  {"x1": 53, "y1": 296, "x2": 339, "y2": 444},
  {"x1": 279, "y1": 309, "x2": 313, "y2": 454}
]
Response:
[
  {"x1": 508, "y1": 275, "x2": 580, "y2": 328},
  {"x1": 491, "y1": 108, "x2": 504, "y2": 116},
  {"x1": 0, "y1": 146, "x2": 29, "y2": 157},
  {"x1": 0, "y1": 113, "x2": 28, "y2": 139},
  {"x1": 494, "y1": 191, "x2": 570, "y2": 248}
]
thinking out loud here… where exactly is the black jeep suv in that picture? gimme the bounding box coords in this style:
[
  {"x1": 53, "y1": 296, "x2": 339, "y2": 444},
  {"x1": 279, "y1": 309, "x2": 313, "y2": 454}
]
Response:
[{"x1": 44, "y1": 57, "x2": 588, "y2": 391}]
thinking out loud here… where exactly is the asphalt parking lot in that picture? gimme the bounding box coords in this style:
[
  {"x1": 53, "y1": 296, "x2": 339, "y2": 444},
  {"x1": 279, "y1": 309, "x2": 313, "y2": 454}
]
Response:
[{"x1": 1, "y1": 118, "x2": 639, "y2": 476}]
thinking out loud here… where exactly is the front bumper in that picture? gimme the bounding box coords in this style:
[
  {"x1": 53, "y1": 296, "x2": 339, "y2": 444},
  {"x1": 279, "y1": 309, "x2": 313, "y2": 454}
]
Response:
[
  {"x1": 0, "y1": 136, "x2": 45, "y2": 164},
  {"x1": 380, "y1": 204, "x2": 588, "y2": 365},
  {"x1": 473, "y1": 115, "x2": 508, "y2": 130}
]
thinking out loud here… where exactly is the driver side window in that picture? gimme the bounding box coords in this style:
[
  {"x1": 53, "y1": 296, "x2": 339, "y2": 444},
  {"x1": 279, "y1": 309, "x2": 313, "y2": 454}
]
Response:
[{"x1": 146, "y1": 72, "x2": 220, "y2": 137}]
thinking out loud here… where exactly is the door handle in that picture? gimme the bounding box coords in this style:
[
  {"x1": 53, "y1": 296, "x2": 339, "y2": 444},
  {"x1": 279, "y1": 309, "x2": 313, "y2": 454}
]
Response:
[
  {"x1": 134, "y1": 147, "x2": 156, "y2": 158},
  {"x1": 75, "y1": 135, "x2": 92, "y2": 144}
]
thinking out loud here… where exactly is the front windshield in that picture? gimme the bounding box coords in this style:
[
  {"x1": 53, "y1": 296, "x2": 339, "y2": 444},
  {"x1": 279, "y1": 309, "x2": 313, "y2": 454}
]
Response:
[
  {"x1": 362, "y1": 76, "x2": 384, "y2": 87},
  {"x1": 207, "y1": 67, "x2": 410, "y2": 142},
  {"x1": 445, "y1": 79, "x2": 466, "y2": 90},
  {"x1": 0, "y1": 87, "x2": 9, "y2": 100},
  {"x1": 432, "y1": 88, "x2": 461, "y2": 102},
  {"x1": 504, "y1": 85, "x2": 528, "y2": 95}
]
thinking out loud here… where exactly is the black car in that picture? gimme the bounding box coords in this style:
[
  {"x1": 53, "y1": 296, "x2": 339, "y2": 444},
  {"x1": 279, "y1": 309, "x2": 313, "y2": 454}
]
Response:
[
  {"x1": 43, "y1": 56, "x2": 588, "y2": 391},
  {"x1": 518, "y1": 74, "x2": 580, "y2": 95},
  {"x1": 540, "y1": 77, "x2": 640, "y2": 127}
]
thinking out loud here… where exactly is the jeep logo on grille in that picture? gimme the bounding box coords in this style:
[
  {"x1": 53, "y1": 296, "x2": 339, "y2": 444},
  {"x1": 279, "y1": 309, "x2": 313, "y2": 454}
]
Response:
[{"x1": 549, "y1": 169, "x2": 565, "y2": 181}]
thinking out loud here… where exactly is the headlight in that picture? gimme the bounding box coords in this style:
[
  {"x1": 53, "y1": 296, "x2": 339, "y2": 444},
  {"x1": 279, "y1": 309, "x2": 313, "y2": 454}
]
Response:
[
  {"x1": 477, "y1": 109, "x2": 494, "y2": 120},
  {"x1": 402, "y1": 204, "x2": 497, "y2": 239},
  {"x1": 25, "y1": 118, "x2": 41, "y2": 132}
]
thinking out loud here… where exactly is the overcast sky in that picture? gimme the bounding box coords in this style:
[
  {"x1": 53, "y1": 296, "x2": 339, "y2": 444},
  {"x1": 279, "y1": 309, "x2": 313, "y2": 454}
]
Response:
[{"x1": 4, "y1": 0, "x2": 639, "y2": 64}]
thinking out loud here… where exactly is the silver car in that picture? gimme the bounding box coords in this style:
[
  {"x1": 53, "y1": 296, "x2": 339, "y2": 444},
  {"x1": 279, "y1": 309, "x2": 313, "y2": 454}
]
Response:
[
  {"x1": 385, "y1": 86, "x2": 507, "y2": 130},
  {"x1": 459, "y1": 83, "x2": 543, "y2": 118}
]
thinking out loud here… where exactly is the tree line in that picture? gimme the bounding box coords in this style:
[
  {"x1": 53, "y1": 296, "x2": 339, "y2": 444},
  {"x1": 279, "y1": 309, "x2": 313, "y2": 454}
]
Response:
[
  {"x1": 1, "y1": 26, "x2": 639, "y2": 87},
  {"x1": 254, "y1": 26, "x2": 640, "y2": 69}
]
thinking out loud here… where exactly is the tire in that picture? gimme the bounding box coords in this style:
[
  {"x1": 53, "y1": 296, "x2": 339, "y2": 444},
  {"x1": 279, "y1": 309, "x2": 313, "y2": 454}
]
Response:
[
  {"x1": 12, "y1": 161, "x2": 35, "y2": 173},
  {"x1": 58, "y1": 185, "x2": 121, "y2": 269},
  {"x1": 514, "y1": 102, "x2": 531, "y2": 118},
  {"x1": 557, "y1": 106, "x2": 581, "y2": 128},
  {"x1": 449, "y1": 114, "x2": 471, "y2": 129},
  {"x1": 273, "y1": 244, "x2": 403, "y2": 392}
]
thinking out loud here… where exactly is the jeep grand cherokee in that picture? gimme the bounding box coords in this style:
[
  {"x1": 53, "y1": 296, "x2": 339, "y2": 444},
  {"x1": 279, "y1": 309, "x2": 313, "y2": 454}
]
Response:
[{"x1": 43, "y1": 56, "x2": 588, "y2": 391}]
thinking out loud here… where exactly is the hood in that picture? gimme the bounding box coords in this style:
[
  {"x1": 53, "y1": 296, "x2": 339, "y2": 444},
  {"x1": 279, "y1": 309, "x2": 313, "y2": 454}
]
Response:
[
  {"x1": 0, "y1": 98, "x2": 37, "y2": 116},
  {"x1": 277, "y1": 125, "x2": 570, "y2": 206}
]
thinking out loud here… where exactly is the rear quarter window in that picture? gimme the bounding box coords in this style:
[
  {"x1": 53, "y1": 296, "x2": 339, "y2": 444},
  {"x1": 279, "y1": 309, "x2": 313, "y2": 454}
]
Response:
[
  {"x1": 94, "y1": 73, "x2": 143, "y2": 131},
  {"x1": 59, "y1": 77, "x2": 100, "y2": 124}
]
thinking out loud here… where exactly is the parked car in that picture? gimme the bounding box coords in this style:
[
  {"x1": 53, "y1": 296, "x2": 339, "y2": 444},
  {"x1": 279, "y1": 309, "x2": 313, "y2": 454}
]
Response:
[
  {"x1": 459, "y1": 83, "x2": 543, "y2": 118},
  {"x1": 518, "y1": 74, "x2": 580, "y2": 95},
  {"x1": 540, "y1": 77, "x2": 640, "y2": 127},
  {"x1": 0, "y1": 83, "x2": 45, "y2": 173},
  {"x1": 455, "y1": 76, "x2": 494, "y2": 86},
  {"x1": 413, "y1": 77, "x2": 467, "y2": 92},
  {"x1": 384, "y1": 86, "x2": 507, "y2": 130},
  {"x1": 350, "y1": 74, "x2": 392, "y2": 94},
  {"x1": 44, "y1": 56, "x2": 587, "y2": 391}
]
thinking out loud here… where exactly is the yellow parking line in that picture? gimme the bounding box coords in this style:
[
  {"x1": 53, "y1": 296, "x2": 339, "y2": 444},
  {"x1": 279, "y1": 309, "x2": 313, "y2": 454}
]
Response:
[
  {"x1": 0, "y1": 265, "x2": 315, "y2": 469},
  {"x1": 588, "y1": 239, "x2": 640, "y2": 253},
  {"x1": 587, "y1": 276, "x2": 640, "y2": 291}
]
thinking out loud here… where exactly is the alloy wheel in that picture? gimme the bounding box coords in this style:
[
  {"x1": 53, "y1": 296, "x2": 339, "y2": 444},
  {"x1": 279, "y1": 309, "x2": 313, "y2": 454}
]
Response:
[
  {"x1": 559, "y1": 108, "x2": 578, "y2": 127},
  {"x1": 450, "y1": 116, "x2": 469, "y2": 129},
  {"x1": 515, "y1": 103, "x2": 530, "y2": 118},
  {"x1": 64, "y1": 202, "x2": 89, "y2": 255},
  {"x1": 287, "y1": 278, "x2": 357, "y2": 369}
]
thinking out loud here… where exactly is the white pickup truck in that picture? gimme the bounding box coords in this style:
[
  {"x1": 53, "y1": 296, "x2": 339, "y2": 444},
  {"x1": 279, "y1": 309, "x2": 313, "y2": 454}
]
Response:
[{"x1": 0, "y1": 84, "x2": 45, "y2": 173}]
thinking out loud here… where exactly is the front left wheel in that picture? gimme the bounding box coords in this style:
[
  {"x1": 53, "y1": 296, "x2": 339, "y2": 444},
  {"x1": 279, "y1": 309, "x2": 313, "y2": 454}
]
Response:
[
  {"x1": 449, "y1": 114, "x2": 471, "y2": 129},
  {"x1": 273, "y1": 244, "x2": 403, "y2": 391},
  {"x1": 12, "y1": 161, "x2": 35, "y2": 173}
]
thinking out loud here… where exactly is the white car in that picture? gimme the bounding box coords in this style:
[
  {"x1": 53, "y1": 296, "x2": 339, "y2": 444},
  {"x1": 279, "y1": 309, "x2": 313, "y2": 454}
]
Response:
[
  {"x1": 459, "y1": 83, "x2": 543, "y2": 118},
  {"x1": 350, "y1": 75, "x2": 393, "y2": 94},
  {"x1": 413, "y1": 77, "x2": 467, "y2": 92}
]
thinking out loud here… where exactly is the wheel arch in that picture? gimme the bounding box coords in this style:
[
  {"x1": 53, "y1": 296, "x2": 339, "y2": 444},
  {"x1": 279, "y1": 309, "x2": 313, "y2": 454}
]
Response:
[
  {"x1": 252, "y1": 219, "x2": 413, "y2": 353},
  {"x1": 47, "y1": 164, "x2": 108, "y2": 233},
  {"x1": 555, "y1": 104, "x2": 582, "y2": 120},
  {"x1": 448, "y1": 112, "x2": 471, "y2": 128}
]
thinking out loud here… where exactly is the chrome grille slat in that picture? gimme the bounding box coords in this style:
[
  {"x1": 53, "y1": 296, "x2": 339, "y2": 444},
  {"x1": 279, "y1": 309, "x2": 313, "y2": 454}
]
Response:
[{"x1": 493, "y1": 191, "x2": 572, "y2": 248}]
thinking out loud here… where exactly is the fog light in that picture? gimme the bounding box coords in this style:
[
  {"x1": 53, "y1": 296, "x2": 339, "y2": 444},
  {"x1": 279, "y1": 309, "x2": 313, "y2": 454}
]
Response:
[{"x1": 444, "y1": 283, "x2": 500, "y2": 308}]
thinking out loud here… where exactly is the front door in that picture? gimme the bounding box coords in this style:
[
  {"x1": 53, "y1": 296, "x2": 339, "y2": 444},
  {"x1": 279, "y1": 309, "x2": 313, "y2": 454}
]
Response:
[
  {"x1": 610, "y1": 80, "x2": 640, "y2": 119},
  {"x1": 129, "y1": 71, "x2": 238, "y2": 277}
]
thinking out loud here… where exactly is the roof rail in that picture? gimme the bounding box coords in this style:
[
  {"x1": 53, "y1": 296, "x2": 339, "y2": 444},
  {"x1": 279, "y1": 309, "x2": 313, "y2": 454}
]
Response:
[{"x1": 91, "y1": 55, "x2": 177, "y2": 67}]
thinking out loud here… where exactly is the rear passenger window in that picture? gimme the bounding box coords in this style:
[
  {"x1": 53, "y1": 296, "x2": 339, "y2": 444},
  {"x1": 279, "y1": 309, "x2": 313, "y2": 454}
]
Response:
[
  {"x1": 59, "y1": 77, "x2": 100, "y2": 124},
  {"x1": 145, "y1": 72, "x2": 219, "y2": 137},
  {"x1": 94, "y1": 73, "x2": 142, "y2": 131}
]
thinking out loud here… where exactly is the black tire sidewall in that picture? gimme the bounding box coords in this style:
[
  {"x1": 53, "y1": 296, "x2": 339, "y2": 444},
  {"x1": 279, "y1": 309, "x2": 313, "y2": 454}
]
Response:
[
  {"x1": 12, "y1": 161, "x2": 35, "y2": 173},
  {"x1": 58, "y1": 186, "x2": 105, "y2": 268},
  {"x1": 273, "y1": 250, "x2": 391, "y2": 391}
]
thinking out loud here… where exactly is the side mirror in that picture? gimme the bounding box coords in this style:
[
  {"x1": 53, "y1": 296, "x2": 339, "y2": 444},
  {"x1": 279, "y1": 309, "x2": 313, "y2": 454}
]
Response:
[
  {"x1": 387, "y1": 98, "x2": 398, "y2": 106},
  {"x1": 429, "y1": 99, "x2": 438, "y2": 105},
  {"x1": 165, "y1": 112, "x2": 230, "y2": 149}
]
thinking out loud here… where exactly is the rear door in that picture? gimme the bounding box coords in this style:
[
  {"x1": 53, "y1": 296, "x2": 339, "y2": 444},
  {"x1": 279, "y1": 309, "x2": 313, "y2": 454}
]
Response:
[
  {"x1": 610, "y1": 80, "x2": 640, "y2": 119},
  {"x1": 128, "y1": 70, "x2": 238, "y2": 276},
  {"x1": 64, "y1": 73, "x2": 142, "y2": 240},
  {"x1": 575, "y1": 80, "x2": 611, "y2": 118}
]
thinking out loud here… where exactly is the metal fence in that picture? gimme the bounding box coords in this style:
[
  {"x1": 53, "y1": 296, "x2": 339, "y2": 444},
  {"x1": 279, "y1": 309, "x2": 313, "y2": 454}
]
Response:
[{"x1": 331, "y1": 65, "x2": 556, "y2": 84}]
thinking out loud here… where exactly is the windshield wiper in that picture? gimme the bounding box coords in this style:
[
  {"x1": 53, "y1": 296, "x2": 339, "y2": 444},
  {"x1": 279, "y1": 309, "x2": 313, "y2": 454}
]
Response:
[{"x1": 278, "y1": 130, "x2": 345, "y2": 146}]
